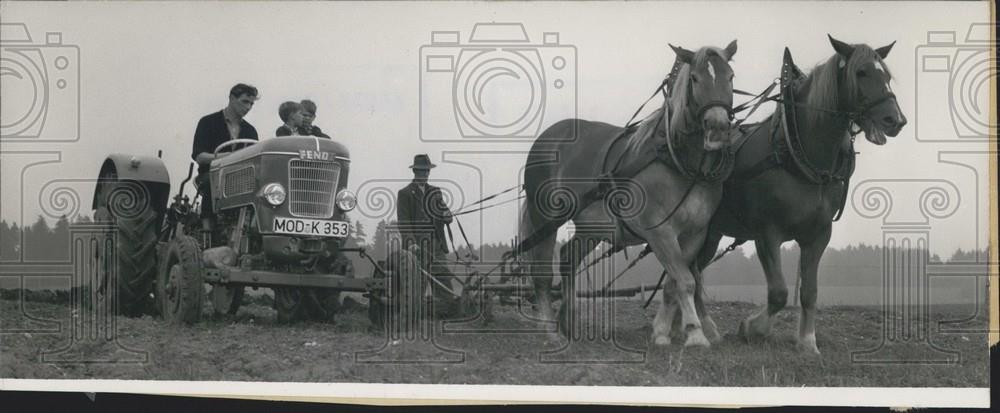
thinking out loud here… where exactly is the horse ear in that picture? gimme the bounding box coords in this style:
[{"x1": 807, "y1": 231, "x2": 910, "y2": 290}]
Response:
[
  {"x1": 669, "y1": 43, "x2": 695, "y2": 64},
  {"x1": 828, "y1": 34, "x2": 855, "y2": 58},
  {"x1": 875, "y1": 41, "x2": 895, "y2": 59},
  {"x1": 724, "y1": 39, "x2": 738, "y2": 60}
]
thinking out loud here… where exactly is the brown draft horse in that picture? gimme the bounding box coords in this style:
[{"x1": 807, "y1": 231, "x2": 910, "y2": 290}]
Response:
[
  {"x1": 676, "y1": 35, "x2": 905, "y2": 354},
  {"x1": 520, "y1": 41, "x2": 739, "y2": 347}
]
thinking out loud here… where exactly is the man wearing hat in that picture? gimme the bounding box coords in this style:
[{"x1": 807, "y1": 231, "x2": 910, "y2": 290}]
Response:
[{"x1": 396, "y1": 154, "x2": 459, "y2": 317}]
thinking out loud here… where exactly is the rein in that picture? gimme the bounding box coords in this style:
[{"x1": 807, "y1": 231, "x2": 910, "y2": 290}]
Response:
[
  {"x1": 732, "y1": 48, "x2": 864, "y2": 223},
  {"x1": 463, "y1": 57, "x2": 780, "y2": 274},
  {"x1": 778, "y1": 49, "x2": 858, "y2": 187},
  {"x1": 602, "y1": 56, "x2": 740, "y2": 233}
]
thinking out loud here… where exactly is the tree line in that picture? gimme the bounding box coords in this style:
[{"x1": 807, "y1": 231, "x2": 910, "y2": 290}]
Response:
[{"x1": 1, "y1": 216, "x2": 990, "y2": 291}]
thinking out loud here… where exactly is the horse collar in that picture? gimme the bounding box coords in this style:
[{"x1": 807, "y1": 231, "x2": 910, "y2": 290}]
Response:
[
  {"x1": 778, "y1": 52, "x2": 856, "y2": 186},
  {"x1": 658, "y1": 112, "x2": 735, "y2": 183}
]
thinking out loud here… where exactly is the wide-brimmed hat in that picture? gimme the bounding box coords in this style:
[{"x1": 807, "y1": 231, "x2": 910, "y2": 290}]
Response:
[{"x1": 409, "y1": 154, "x2": 436, "y2": 170}]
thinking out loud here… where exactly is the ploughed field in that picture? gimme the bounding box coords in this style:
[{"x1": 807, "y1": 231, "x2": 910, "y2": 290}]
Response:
[{"x1": 0, "y1": 293, "x2": 989, "y2": 387}]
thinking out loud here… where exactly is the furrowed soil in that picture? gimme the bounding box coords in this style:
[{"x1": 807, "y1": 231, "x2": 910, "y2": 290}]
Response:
[{"x1": 0, "y1": 295, "x2": 990, "y2": 386}]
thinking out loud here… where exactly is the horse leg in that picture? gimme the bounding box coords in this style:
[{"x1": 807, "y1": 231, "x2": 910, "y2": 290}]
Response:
[
  {"x1": 795, "y1": 225, "x2": 830, "y2": 355},
  {"x1": 556, "y1": 232, "x2": 602, "y2": 337},
  {"x1": 739, "y1": 230, "x2": 787, "y2": 340},
  {"x1": 691, "y1": 230, "x2": 724, "y2": 343},
  {"x1": 646, "y1": 235, "x2": 709, "y2": 348},
  {"x1": 691, "y1": 264, "x2": 721, "y2": 343},
  {"x1": 652, "y1": 278, "x2": 678, "y2": 346},
  {"x1": 527, "y1": 229, "x2": 559, "y2": 334},
  {"x1": 695, "y1": 229, "x2": 724, "y2": 272}
]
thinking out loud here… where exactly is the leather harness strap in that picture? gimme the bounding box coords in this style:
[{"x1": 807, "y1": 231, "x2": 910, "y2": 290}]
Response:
[{"x1": 730, "y1": 47, "x2": 856, "y2": 222}]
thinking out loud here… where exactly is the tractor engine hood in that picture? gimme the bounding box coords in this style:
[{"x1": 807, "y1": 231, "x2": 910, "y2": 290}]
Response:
[{"x1": 212, "y1": 136, "x2": 350, "y2": 170}]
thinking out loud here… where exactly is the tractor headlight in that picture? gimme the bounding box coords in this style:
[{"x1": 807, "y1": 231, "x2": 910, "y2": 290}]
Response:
[
  {"x1": 335, "y1": 189, "x2": 357, "y2": 211},
  {"x1": 260, "y1": 183, "x2": 286, "y2": 206}
]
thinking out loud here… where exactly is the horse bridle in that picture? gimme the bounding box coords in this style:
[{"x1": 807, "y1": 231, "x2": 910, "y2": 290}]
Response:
[
  {"x1": 692, "y1": 89, "x2": 736, "y2": 124},
  {"x1": 678, "y1": 70, "x2": 736, "y2": 128},
  {"x1": 851, "y1": 88, "x2": 897, "y2": 126},
  {"x1": 785, "y1": 66, "x2": 898, "y2": 137},
  {"x1": 656, "y1": 55, "x2": 736, "y2": 132}
]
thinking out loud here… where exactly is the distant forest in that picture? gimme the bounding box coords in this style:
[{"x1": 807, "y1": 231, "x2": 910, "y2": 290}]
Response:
[{"x1": 2, "y1": 215, "x2": 989, "y2": 291}]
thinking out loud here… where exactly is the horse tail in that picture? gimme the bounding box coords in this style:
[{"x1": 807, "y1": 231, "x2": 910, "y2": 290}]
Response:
[
  {"x1": 519, "y1": 172, "x2": 558, "y2": 313},
  {"x1": 518, "y1": 199, "x2": 537, "y2": 254}
]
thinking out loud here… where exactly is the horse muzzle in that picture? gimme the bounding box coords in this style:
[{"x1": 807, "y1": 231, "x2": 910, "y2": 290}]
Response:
[
  {"x1": 702, "y1": 106, "x2": 734, "y2": 151},
  {"x1": 881, "y1": 112, "x2": 907, "y2": 138},
  {"x1": 863, "y1": 97, "x2": 906, "y2": 144}
]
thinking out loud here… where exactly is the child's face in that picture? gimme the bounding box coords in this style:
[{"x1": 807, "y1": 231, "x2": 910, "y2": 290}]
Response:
[
  {"x1": 301, "y1": 110, "x2": 315, "y2": 127},
  {"x1": 290, "y1": 110, "x2": 305, "y2": 127}
]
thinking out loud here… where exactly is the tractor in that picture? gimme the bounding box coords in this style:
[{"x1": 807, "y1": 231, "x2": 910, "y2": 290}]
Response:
[{"x1": 92, "y1": 136, "x2": 384, "y2": 324}]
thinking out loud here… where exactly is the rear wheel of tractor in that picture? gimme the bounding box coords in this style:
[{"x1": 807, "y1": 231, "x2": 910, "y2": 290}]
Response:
[
  {"x1": 367, "y1": 264, "x2": 389, "y2": 329},
  {"x1": 367, "y1": 292, "x2": 386, "y2": 329},
  {"x1": 157, "y1": 235, "x2": 204, "y2": 324},
  {"x1": 274, "y1": 288, "x2": 307, "y2": 324},
  {"x1": 274, "y1": 288, "x2": 337, "y2": 324},
  {"x1": 94, "y1": 182, "x2": 160, "y2": 317},
  {"x1": 309, "y1": 288, "x2": 339, "y2": 323},
  {"x1": 307, "y1": 253, "x2": 353, "y2": 323},
  {"x1": 210, "y1": 285, "x2": 244, "y2": 316}
]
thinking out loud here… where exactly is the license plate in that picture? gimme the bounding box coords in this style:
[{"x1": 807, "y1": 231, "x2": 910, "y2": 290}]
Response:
[{"x1": 273, "y1": 217, "x2": 349, "y2": 238}]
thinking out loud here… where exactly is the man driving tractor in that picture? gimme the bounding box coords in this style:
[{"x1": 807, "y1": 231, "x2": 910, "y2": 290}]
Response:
[{"x1": 191, "y1": 83, "x2": 260, "y2": 234}]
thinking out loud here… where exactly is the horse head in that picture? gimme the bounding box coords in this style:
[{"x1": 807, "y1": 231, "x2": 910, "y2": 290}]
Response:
[
  {"x1": 669, "y1": 40, "x2": 739, "y2": 151},
  {"x1": 828, "y1": 35, "x2": 907, "y2": 145}
]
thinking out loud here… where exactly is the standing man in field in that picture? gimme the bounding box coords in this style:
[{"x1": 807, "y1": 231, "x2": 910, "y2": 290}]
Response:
[
  {"x1": 191, "y1": 83, "x2": 260, "y2": 232},
  {"x1": 396, "y1": 154, "x2": 459, "y2": 317}
]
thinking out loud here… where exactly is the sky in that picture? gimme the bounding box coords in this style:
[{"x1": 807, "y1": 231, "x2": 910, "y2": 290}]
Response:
[{"x1": 0, "y1": 1, "x2": 993, "y2": 257}]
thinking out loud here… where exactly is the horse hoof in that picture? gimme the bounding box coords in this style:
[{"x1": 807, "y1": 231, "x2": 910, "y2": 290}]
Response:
[
  {"x1": 653, "y1": 335, "x2": 671, "y2": 346},
  {"x1": 739, "y1": 318, "x2": 768, "y2": 342},
  {"x1": 797, "y1": 336, "x2": 821, "y2": 355},
  {"x1": 684, "y1": 333, "x2": 711, "y2": 348},
  {"x1": 737, "y1": 319, "x2": 751, "y2": 342}
]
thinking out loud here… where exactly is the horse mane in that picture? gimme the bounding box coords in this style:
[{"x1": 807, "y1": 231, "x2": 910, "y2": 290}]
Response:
[
  {"x1": 625, "y1": 46, "x2": 731, "y2": 154},
  {"x1": 802, "y1": 44, "x2": 891, "y2": 126}
]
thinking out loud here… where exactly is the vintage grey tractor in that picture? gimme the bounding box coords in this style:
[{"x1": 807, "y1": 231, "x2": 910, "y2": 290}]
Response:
[{"x1": 92, "y1": 136, "x2": 387, "y2": 324}]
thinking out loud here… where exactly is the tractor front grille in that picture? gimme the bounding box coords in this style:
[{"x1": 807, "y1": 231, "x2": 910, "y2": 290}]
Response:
[
  {"x1": 223, "y1": 166, "x2": 255, "y2": 197},
  {"x1": 288, "y1": 160, "x2": 340, "y2": 218}
]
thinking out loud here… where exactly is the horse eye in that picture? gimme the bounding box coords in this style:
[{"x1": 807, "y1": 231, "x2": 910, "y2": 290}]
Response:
[
  {"x1": 691, "y1": 75, "x2": 699, "y2": 83},
  {"x1": 857, "y1": 70, "x2": 867, "y2": 78}
]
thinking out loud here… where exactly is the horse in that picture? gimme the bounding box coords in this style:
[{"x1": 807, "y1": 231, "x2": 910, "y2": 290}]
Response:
[
  {"x1": 519, "y1": 41, "x2": 740, "y2": 347},
  {"x1": 678, "y1": 35, "x2": 906, "y2": 354}
]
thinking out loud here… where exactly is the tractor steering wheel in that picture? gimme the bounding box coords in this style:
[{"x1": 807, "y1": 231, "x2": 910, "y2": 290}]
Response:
[{"x1": 213, "y1": 139, "x2": 258, "y2": 156}]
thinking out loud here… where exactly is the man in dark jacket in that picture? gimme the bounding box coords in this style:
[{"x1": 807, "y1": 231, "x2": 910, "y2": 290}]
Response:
[
  {"x1": 396, "y1": 154, "x2": 458, "y2": 317},
  {"x1": 191, "y1": 83, "x2": 260, "y2": 230}
]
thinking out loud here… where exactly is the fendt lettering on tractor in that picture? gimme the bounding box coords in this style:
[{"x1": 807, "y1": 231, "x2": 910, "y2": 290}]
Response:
[{"x1": 92, "y1": 136, "x2": 388, "y2": 325}]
